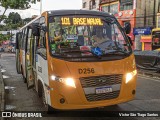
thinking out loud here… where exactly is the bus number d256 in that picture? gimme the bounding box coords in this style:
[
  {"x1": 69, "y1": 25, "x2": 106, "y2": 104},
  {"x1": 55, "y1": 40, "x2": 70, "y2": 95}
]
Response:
[{"x1": 78, "y1": 68, "x2": 95, "y2": 74}]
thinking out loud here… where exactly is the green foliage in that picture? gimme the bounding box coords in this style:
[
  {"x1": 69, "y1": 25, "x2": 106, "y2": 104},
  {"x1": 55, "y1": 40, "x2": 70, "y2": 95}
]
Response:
[
  {"x1": 0, "y1": 33, "x2": 13, "y2": 42},
  {"x1": 5, "y1": 12, "x2": 22, "y2": 24},
  {"x1": 23, "y1": 17, "x2": 32, "y2": 25},
  {"x1": 0, "y1": 0, "x2": 30, "y2": 9},
  {"x1": 0, "y1": 16, "x2": 33, "y2": 31},
  {"x1": 0, "y1": 0, "x2": 39, "y2": 23},
  {"x1": 3, "y1": 12, "x2": 22, "y2": 30}
]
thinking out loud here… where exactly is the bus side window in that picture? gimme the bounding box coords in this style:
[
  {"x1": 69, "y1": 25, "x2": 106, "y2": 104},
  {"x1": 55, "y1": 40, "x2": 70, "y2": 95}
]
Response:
[
  {"x1": 37, "y1": 28, "x2": 47, "y2": 59},
  {"x1": 40, "y1": 30, "x2": 46, "y2": 48},
  {"x1": 23, "y1": 28, "x2": 28, "y2": 51},
  {"x1": 18, "y1": 33, "x2": 22, "y2": 49},
  {"x1": 27, "y1": 28, "x2": 32, "y2": 53},
  {"x1": 21, "y1": 30, "x2": 24, "y2": 49},
  {"x1": 16, "y1": 32, "x2": 22, "y2": 49}
]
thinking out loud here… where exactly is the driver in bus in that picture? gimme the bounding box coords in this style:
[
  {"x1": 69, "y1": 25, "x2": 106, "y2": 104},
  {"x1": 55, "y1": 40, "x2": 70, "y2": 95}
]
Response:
[{"x1": 92, "y1": 27, "x2": 111, "y2": 47}]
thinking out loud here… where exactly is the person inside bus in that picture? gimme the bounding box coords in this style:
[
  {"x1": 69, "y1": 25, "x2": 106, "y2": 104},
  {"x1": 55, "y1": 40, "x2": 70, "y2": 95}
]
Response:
[
  {"x1": 92, "y1": 27, "x2": 111, "y2": 47},
  {"x1": 153, "y1": 38, "x2": 160, "y2": 45}
]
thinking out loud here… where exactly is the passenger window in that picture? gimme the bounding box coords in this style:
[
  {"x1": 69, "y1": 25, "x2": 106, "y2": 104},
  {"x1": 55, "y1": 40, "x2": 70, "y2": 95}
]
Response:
[
  {"x1": 21, "y1": 30, "x2": 25, "y2": 49},
  {"x1": 27, "y1": 28, "x2": 33, "y2": 52},
  {"x1": 39, "y1": 30, "x2": 46, "y2": 48},
  {"x1": 37, "y1": 23, "x2": 47, "y2": 59},
  {"x1": 23, "y1": 28, "x2": 28, "y2": 51},
  {"x1": 16, "y1": 32, "x2": 22, "y2": 49}
]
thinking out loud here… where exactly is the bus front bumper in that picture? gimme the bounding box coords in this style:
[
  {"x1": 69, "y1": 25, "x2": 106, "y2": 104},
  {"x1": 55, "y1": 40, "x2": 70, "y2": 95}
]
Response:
[{"x1": 49, "y1": 76, "x2": 136, "y2": 110}]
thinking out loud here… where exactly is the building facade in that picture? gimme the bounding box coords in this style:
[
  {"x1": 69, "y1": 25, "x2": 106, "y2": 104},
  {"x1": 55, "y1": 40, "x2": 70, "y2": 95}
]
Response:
[
  {"x1": 82, "y1": 0, "x2": 101, "y2": 10},
  {"x1": 99, "y1": 0, "x2": 160, "y2": 50}
]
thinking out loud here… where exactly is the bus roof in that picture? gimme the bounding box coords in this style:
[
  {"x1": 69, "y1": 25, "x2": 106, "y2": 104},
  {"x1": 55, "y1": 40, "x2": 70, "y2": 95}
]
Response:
[
  {"x1": 48, "y1": 10, "x2": 114, "y2": 18},
  {"x1": 19, "y1": 10, "x2": 115, "y2": 31},
  {"x1": 152, "y1": 28, "x2": 160, "y2": 32}
]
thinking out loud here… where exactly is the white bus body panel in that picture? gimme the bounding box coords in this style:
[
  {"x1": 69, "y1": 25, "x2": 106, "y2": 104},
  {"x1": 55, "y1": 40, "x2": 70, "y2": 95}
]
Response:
[{"x1": 36, "y1": 54, "x2": 51, "y2": 105}]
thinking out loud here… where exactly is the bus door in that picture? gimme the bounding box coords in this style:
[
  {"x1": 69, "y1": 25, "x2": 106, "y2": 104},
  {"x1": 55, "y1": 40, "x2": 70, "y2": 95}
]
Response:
[
  {"x1": 22, "y1": 28, "x2": 27, "y2": 80},
  {"x1": 32, "y1": 35, "x2": 39, "y2": 90},
  {"x1": 26, "y1": 27, "x2": 35, "y2": 89},
  {"x1": 16, "y1": 32, "x2": 22, "y2": 74}
]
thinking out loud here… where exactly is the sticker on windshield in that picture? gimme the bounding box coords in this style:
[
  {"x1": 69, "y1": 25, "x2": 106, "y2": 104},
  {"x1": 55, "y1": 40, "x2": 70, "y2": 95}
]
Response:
[
  {"x1": 66, "y1": 34, "x2": 78, "y2": 40},
  {"x1": 91, "y1": 47, "x2": 102, "y2": 56},
  {"x1": 80, "y1": 46, "x2": 92, "y2": 56},
  {"x1": 51, "y1": 44, "x2": 56, "y2": 50}
]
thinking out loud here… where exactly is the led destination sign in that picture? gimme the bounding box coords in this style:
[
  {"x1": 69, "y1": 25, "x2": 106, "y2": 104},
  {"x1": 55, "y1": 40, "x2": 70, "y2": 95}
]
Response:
[{"x1": 61, "y1": 17, "x2": 103, "y2": 26}]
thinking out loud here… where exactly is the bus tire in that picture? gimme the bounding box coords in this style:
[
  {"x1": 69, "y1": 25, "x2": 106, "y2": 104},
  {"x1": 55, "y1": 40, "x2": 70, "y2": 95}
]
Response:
[
  {"x1": 41, "y1": 85, "x2": 53, "y2": 112},
  {"x1": 23, "y1": 76, "x2": 27, "y2": 83},
  {"x1": 38, "y1": 80, "x2": 42, "y2": 97},
  {"x1": 21, "y1": 66, "x2": 26, "y2": 83},
  {"x1": 38, "y1": 81, "x2": 55, "y2": 113}
]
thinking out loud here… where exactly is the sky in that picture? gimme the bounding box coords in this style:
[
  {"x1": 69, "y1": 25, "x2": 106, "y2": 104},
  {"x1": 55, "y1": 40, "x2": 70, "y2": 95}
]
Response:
[{"x1": 0, "y1": 0, "x2": 82, "y2": 19}]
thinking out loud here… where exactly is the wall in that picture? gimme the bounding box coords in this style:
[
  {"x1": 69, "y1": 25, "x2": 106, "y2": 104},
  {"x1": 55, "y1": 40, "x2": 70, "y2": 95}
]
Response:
[
  {"x1": 82, "y1": 0, "x2": 100, "y2": 10},
  {"x1": 136, "y1": 0, "x2": 159, "y2": 28}
]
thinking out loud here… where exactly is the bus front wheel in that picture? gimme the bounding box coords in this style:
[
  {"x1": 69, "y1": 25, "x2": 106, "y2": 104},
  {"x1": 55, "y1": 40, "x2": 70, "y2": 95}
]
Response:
[
  {"x1": 21, "y1": 66, "x2": 26, "y2": 83},
  {"x1": 42, "y1": 87, "x2": 54, "y2": 113},
  {"x1": 38, "y1": 82, "x2": 53, "y2": 112}
]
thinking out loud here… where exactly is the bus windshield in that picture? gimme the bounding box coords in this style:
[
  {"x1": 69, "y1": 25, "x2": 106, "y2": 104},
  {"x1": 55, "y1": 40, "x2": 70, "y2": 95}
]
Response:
[{"x1": 48, "y1": 15, "x2": 131, "y2": 60}]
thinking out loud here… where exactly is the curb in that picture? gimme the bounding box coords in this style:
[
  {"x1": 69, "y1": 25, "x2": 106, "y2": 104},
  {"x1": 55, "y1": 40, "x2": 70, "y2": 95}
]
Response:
[{"x1": 0, "y1": 65, "x2": 5, "y2": 120}]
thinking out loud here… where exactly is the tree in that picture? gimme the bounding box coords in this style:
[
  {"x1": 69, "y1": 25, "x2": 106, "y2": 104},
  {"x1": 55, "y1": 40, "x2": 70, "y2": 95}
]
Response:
[
  {"x1": 3, "y1": 12, "x2": 22, "y2": 30},
  {"x1": 5, "y1": 12, "x2": 21, "y2": 24},
  {"x1": 0, "y1": 0, "x2": 40, "y2": 23},
  {"x1": 23, "y1": 17, "x2": 32, "y2": 25}
]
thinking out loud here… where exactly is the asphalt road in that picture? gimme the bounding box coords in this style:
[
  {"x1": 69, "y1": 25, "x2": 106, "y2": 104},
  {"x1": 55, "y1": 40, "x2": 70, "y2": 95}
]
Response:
[{"x1": 0, "y1": 53, "x2": 160, "y2": 120}]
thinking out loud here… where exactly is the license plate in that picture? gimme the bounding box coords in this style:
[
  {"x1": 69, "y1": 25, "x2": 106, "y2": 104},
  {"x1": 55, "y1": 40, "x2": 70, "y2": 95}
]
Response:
[{"x1": 96, "y1": 86, "x2": 112, "y2": 94}]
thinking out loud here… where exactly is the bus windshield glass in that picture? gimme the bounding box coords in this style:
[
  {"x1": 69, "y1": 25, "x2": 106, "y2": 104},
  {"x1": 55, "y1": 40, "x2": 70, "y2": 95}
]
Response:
[
  {"x1": 49, "y1": 15, "x2": 131, "y2": 60},
  {"x1": 152, "y1": 31, "x2": 160, "y2": 45}
]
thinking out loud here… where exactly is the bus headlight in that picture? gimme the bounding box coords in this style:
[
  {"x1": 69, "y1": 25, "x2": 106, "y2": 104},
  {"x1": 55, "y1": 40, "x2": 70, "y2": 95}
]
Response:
[
  {"x1": 126, "y1": 70, "x2": 137, "y2": 84},
  {"x1": 50, "y1": 75, "x2": 76, "y2": 88},
  {"x1": 59, "y1": 78, "x2": 76, "y2": 88}
]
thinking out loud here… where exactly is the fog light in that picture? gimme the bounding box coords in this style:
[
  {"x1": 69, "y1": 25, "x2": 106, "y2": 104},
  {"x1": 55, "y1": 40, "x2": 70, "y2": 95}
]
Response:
[
  {"x1": 60, "y1": 98, "x2": 65, "y2": 104},
  {"x1": 132, "y1": 90, "x2": 136, "y2": 95}
]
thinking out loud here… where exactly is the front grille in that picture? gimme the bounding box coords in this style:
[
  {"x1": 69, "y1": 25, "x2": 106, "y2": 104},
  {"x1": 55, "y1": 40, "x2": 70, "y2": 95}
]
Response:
[
  {"x1": 86, "y1": 90, "x2": 120, "y2": 101},
  {"x1": 79, "y1": 74, "x2": 123, "y2": 101},
  {"x1": 80, "y1": 74, "x2": 123, "y2": 88}
]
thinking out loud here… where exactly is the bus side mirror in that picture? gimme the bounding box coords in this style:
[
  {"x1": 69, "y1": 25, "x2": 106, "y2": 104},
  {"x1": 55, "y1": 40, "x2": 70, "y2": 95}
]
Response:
[
  {"x1": 124, "y1": 22, "x2": 131, "y2": 34},
  {"x1": 41, "y1": 26, "x2": 48, "y2": 32},
  {"x1": 32, "y1": 25, "x2": 40, "y2": 36}
]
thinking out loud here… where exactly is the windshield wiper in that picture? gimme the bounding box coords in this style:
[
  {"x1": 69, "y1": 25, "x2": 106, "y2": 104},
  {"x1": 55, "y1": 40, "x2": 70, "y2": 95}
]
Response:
[
  {"x1": 105, "y1": 50, "x2": 129, "y2": 56},
  {"x1": 61, "y1": 50, "x2": 102, "y2": 59}
]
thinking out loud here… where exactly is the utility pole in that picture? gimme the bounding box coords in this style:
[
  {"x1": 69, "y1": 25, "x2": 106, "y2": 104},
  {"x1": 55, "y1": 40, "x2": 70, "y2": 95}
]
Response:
[
  {"x1": 144, "y1": 0, "x2": 146, "y2": 27},
  {"x1": 153, "y1": 0, "x2": 156, "y2": 27},
  {"x1": 40, "y1": 0, "x2": 42, "y2": 14},
  {"x1": 108, "y1": 0, "x2": 110, "y2": 12},
  {"x1": 158, "y1": 1, "x2": 160, "y2": 12}
]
